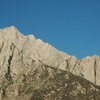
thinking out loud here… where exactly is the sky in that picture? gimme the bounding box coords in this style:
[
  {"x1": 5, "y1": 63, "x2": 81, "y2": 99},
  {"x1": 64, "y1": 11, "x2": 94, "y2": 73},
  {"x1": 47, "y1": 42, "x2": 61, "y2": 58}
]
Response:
[{"x1": 0, "y1": 0, "x2": 100, "y2": 58}]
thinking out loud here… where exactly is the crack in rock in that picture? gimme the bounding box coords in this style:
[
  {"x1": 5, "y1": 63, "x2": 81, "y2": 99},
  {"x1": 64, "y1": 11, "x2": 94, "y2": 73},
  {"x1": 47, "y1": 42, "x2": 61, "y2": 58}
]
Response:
[{"x1": 5, "y1": 43, "x2": 15, "y2": 81}]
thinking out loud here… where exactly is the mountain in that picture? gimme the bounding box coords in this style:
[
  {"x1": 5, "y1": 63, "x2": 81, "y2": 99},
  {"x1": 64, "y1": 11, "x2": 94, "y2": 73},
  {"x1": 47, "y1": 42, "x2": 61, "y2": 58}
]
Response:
[{"x1": 0, "y1": 26, "x2": 100, "y2": 100}]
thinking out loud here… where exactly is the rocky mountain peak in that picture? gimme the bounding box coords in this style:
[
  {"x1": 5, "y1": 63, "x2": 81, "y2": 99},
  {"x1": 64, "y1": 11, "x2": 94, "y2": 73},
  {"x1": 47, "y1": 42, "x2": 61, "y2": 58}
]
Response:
[{"x1": 0, "y1": 26, "x2": 100, "y2": 100}]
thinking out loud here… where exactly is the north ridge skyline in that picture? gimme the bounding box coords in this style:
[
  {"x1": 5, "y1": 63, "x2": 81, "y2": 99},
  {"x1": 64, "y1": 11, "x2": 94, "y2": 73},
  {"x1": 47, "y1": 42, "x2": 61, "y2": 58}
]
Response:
[{"x1": 0, "y1": 0, "x2": 100, "y2": 58}]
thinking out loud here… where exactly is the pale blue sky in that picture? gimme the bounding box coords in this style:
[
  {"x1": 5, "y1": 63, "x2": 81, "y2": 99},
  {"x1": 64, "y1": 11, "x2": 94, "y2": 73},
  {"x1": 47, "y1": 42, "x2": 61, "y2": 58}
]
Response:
[{"x1": 0, "y1": 0, "x2": 100, "y2": 58}]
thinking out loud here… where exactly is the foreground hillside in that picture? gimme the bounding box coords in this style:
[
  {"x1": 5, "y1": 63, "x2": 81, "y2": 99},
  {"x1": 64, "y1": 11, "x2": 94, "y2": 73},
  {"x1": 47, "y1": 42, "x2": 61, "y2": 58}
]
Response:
[{"x1": 0, "y1": 60, "x2": 100, "y2": 100}]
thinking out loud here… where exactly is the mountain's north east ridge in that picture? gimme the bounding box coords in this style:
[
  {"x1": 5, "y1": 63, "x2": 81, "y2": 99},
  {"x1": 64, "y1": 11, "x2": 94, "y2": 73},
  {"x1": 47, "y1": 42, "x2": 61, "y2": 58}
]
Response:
[{"x1": 0, "y1": 26, "x2": 100, "y2": 100}]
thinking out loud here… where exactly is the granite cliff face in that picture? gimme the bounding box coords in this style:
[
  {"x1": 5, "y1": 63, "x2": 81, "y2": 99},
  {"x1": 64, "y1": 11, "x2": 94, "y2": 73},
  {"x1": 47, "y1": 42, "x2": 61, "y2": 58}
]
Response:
[{"x1": 0, "y1": 26, "x2": 100, "y2": 100}]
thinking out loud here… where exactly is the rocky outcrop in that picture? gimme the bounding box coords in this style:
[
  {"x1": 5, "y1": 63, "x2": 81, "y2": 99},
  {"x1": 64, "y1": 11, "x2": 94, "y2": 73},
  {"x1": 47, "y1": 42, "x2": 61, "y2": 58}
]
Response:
[
  {"x1": 72, "y1": 56, "x2": 100, "y2": 85},
  {"x1": 0, "y1": 26, "x2": 100, "y2": 100}
]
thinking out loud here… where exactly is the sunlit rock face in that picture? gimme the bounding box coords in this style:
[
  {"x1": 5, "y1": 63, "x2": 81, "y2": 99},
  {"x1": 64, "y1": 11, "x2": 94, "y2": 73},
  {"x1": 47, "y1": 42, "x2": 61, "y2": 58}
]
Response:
[
  {"x1": 0, "y1": 26, "x2": 100, "y2": 100},
  {"x1": 72, "y1": 56, "x2": 100, "y2": 85}
]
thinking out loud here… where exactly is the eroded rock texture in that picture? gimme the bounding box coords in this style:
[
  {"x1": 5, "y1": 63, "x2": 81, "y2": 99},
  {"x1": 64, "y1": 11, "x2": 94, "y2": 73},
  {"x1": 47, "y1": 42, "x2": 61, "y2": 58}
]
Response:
[{"x1": 0, "y1": 26, "x2": 100, "y2": 100}]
